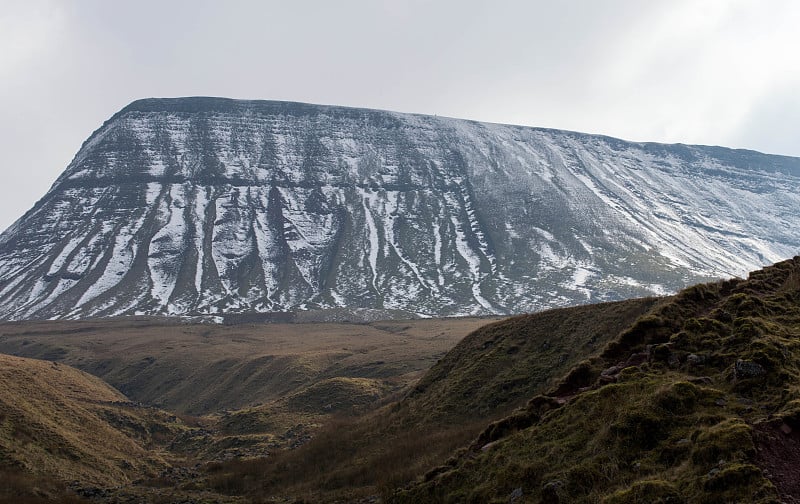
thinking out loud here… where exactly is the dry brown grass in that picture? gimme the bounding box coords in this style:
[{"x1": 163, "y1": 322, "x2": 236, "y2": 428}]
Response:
[
  {"x1": 197, "y1": 299, "x2": 659, "y2": 501},
  {"x1": 395, "y1": 257, "x2": 800, "y2": 503},
  {"x1": 0, "y1": 303, "x2": 664, "y2": 502},
  {"x1": 405, "y1": 297, "x2": 661, "y2": 422},
  {"x1": 0, "y1": 468, "x2": 88, "y2": 503},
  {"x1": 0, "y1": 316, "x2": 496, "y2": 415},
  {"x1": 0, "y1": 315, "x2": 499, "y2": 499},
  {"x1": 0, "y1": 354, "x2": 176, "y2": 488},
  {"x1": 205, "y1": 411, "x2": 488, "y2": 501}
]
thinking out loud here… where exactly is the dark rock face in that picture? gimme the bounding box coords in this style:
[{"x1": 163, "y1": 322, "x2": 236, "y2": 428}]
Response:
[
  {"x1": 1, "y1": 97, "x2": 799, "y2": 320},
  {"x1": 734, "y1": 359, "x2": 767, "y2": 380}
]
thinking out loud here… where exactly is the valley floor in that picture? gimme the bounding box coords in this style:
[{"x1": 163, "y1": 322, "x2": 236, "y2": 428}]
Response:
[{"x1": 0, "y1": 315, "x2": 498, "y2": 502}]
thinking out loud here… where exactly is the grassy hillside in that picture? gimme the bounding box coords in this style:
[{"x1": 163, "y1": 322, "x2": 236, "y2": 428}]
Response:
[
  {"x1": 0, "y1": 316, "x2": 498, "y2": 501},
  {"x1": 0, "y1": 317, "x2": 493, "y2": 415},
  {"x1": 202, "y1": 298, "x2": 659, "y2": 501},
  {"x1": 404, "y1": 298, "x2": 661, "y2": 423},
  {"x1": 0, "y1": 354, "x2": 184, "y2": 500},
  {"x1": 0, "y1": 354, "x2": 264, "y2": 503},
  {"x1": 394, "y1": 256, "x2": 800, "y2": 503}
]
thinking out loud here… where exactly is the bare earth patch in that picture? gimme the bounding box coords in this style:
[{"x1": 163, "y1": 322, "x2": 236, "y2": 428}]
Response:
[{"x1": 755, "y1": 420, "x2": 800, "y2": 503}]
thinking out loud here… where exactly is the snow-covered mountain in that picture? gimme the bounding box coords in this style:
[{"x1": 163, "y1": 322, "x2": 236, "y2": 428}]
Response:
[{"x1": 1, "y1": 97, "x2": 798, "y2": 320}]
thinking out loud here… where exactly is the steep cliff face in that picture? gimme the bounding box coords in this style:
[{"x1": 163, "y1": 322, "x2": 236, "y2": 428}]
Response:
[{"x1": 0, "y1": 97, "x2": 798, "y2": 320}]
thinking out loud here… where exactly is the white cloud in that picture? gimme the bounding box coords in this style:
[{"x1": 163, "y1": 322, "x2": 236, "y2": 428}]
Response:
[
  {"x1": 576, "y1": 0, "x2": 800, "y2": 148},
  {"x1": 0, "y1": 1, "x2": 64, "y2": 77},
  {"x1": 0, "y1": 0, "x2": 798, "y2": 232}
]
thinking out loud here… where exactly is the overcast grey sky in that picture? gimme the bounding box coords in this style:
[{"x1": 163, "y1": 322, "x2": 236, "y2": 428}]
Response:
[{"x1": 1, "y1": 0, "x2": 799, "y2": 232}]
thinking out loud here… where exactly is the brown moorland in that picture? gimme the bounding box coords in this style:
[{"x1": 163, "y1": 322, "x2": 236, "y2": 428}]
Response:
[
  {"x1": 0, "y1": 316, "x2": 497, "y2": 415},
  {"x1": 201, "y1": 297, "x2": 660, "y2": 501},
  {"x1": 0, "y1": 316, "x2": 500, "y2": 481},
  {"x1": 0, "y1": 354, "x2": 187, "y2": 504},
  {"x1": 7, "y1": 255, "x2": 799, "y2": 504}
]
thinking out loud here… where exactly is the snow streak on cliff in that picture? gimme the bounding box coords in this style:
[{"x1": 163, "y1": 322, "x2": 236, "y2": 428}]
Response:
[{"x1": 0, "y1": 98, "x2": 798, "y2": 320}]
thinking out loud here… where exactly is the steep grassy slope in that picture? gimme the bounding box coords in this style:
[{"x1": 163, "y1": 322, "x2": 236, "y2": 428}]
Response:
[
  {"x1": 0, "y1": 354, "x2": 179, "y2": 490},
  {"x1": 0, "y1": 354, "x2": 268, "y2": 504},
  {"x1": 203, "y1": 298, "x2": 658, "y2": 501},
  {"x1": 404, "y1": 298, "x2": 661, "y2": 423},
  {"x1": 394, "y1": 257, "x2": 800, "y2": 503}
]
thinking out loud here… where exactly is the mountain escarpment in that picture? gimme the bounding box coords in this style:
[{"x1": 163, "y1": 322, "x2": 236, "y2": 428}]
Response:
[{"x1": 1, "y1": 97, "x2": 798, "y2": 320}]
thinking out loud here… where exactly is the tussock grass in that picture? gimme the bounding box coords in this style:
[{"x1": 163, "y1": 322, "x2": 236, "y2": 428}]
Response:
[
  {"x1": 205, "y1": 412, "x2": 488, "y2": 501},
  {"x1": 407, "y1": 297, "x2": 660, "y2": 422},
  {"x1": 395, "y1": 257, "x2": 800, "y2": 503}
]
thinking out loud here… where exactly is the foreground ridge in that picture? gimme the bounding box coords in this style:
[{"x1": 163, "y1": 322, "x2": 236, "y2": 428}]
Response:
[{"x1": 396, "y1": 256, "x2": 800, "y2": 503}]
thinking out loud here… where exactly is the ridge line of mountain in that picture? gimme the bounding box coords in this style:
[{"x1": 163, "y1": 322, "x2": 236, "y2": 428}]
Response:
[{"x1": 98, "y1": 96, "x2": 800, "y2": 162}]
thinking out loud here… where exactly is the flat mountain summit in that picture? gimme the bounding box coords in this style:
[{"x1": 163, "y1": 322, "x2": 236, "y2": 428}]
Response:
[{"x1": 1, "y1": 97, "x2": 798, "y2": 320}]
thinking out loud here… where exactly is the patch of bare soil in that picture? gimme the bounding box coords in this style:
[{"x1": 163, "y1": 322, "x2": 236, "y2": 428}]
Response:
[{"x1": 755, "y1": 420, "x2": 800, "y2": 503}]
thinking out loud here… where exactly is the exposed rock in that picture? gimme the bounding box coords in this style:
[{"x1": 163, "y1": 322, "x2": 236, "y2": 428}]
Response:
[
  {"x1": 688, "y1": 376, "x2": 714, "y2": 385},
  {"x1": 481, "y1": 440, "x2": 500, "y2": 452},
  {"x1": 687, "y1": 353, "x2": 706, "y2": 366},
  {"x1": 542, "y1": 479, "x2": 565, "y2": 503},
  {"x1": 624, "y1": 352, "x2": 649, "y2": 367},
  {"x1": 601, "y1": 365, "x2": 623, "y2": 376},
  {"x1": 734, "y1": 359, "x2": 766, "y2": 380}
]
